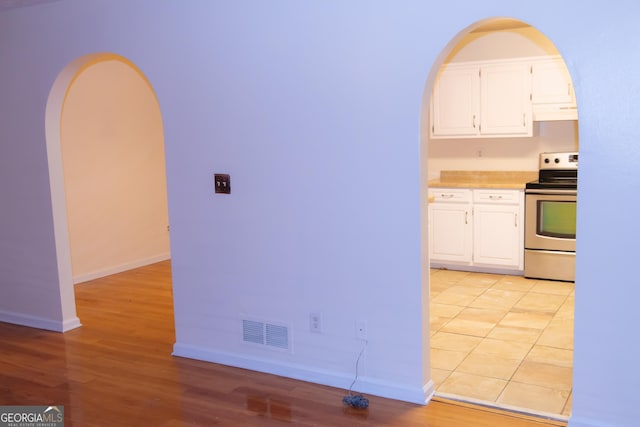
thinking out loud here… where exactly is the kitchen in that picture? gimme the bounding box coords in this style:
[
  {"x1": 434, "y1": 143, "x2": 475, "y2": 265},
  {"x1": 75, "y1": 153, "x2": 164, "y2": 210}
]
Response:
[{"x1": 425, "y1": 19, "x2": 577, "y2": 418}]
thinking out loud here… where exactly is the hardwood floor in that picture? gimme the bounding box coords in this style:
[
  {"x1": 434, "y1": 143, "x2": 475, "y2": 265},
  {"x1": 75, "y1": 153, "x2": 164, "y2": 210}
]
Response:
[{"x1": 0, "y1": 261, "x2": 566, "y2": 426}]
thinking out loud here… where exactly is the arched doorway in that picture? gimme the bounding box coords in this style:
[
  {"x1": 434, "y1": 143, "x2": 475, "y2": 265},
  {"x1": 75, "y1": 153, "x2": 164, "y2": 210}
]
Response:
[
  {"x1": 45, "y1": 53, "x2": 170, "y2": 324},
  {"x1": 421, "y1": 18, "x2": 577, "y2": 419}
]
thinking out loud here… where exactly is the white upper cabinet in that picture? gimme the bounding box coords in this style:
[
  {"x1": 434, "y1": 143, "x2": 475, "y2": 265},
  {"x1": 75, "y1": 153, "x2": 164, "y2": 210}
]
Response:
[
  {"x1": 431, "y1": 60, "x2": 532, "y2": 139},
  {"x1": 431, "y1": 63, "x2": 480, "y2": 137},
  {"x1": 480, "y1": 62, "x2": 532, "y2": 137},
  {"x1": 530, "y1": 56, "x2": 578, "y2": 120}
]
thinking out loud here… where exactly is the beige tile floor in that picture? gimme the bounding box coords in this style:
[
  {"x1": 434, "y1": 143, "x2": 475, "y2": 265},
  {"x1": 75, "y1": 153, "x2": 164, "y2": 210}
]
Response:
[{"x1": 430, "y1": 268, "x2": 574, "y2": 418}]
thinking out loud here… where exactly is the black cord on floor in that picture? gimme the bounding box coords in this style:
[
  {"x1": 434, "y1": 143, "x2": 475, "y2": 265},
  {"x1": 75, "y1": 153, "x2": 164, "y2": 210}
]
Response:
[{"x1": 342, "y1": 340, "x2": 369, "y2": 409}]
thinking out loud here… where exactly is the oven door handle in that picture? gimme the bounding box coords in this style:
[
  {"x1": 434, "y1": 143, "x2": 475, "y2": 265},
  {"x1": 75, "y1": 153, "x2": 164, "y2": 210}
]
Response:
[{"x1": 525, "y1": 189, "x2": 577, "y2": 196}]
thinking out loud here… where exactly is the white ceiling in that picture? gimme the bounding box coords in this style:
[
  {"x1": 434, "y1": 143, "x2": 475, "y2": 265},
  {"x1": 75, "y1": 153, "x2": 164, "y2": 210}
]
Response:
[{"x1": 0, "y1": 0, "x2": 61, "y2": 11}]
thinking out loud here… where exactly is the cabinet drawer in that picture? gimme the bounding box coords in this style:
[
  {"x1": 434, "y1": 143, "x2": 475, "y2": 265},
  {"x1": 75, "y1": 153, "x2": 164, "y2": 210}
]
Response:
[
  {"x1": 429, "y1": 189, "x2": 472, "y2": 203},
  {"x1": 473, "y1": 189, "x2": 520, "y2": 204}
]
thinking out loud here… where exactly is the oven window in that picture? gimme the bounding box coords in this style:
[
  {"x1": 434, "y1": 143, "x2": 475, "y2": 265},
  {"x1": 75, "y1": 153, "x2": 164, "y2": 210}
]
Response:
[{"x1": 537, "y1": 200, "x2": 576, "y2": 239}]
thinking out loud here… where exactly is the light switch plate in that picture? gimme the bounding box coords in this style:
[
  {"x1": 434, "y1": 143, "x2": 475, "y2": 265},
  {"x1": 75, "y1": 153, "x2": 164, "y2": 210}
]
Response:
[{"x1": 214, "y1": 173, "x2": 231, "y2": 194}]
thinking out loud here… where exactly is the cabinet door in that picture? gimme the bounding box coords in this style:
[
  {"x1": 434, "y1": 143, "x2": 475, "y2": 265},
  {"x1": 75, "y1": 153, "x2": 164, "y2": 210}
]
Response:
[
  {"x1": 429, "y1": 202, "x2": 472, "y2": 264},
  {"x1": 431, "y1": 64, "x2": 480, "y2": 138},
  {"x1": 480, "y1": 62, "x2": 532, "y2": 137},
  {"x1": 531, "y1": 57, "x2": 577, "y2": 120},
  {"x1": 472, "y1": 203, "x2": 522, "y2": 268}
]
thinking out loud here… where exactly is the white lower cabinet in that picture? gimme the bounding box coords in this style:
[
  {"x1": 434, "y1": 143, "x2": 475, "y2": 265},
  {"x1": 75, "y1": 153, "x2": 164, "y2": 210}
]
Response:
[
  {"x1": 429, "y1": 188, "x2": 524, "y2": 272},
  {"x1": 429, "y1": 189, "x2": 472, "y2": 264}
]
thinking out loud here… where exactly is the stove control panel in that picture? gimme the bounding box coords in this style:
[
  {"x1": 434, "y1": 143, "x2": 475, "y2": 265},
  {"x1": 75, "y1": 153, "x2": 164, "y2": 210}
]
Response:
[{"x1": 539, "y1": 152, "x2": 578, "y2": 170}]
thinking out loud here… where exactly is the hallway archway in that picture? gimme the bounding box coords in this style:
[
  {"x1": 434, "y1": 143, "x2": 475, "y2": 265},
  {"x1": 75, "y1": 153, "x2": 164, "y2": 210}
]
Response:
[{"x1": 45, "y1": 53, "x2": 170, "y2": 327}]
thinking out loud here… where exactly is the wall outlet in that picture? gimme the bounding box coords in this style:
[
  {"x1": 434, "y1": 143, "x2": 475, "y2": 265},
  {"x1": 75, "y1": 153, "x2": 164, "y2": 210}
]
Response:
[
  {"x1": 356, "y1": 320, "x2": 367, "y2": 340},
  {"x1": 309, "y1": 312, "x2": 322, "y2": 333}
]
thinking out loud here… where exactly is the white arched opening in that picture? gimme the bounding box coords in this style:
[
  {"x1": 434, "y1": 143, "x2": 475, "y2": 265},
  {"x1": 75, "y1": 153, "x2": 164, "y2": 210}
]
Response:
[
  {"x1": 46, "y1": 53, "x2": 170, "y2": 327},
  {"x1": 420, "y1": 17, "x2": 578, "y2": 419}
]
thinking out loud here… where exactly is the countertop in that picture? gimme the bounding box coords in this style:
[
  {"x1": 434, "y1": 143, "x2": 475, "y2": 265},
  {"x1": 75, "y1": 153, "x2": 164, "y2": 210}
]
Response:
[{"x1": 428, "y1": 170, "x2": 538, "y2": 189}]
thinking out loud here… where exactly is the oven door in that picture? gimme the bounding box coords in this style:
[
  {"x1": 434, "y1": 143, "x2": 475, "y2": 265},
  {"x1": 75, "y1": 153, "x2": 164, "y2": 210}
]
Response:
[{"x1": 525, "y1": 190, "x2": 577, "y2": 252}]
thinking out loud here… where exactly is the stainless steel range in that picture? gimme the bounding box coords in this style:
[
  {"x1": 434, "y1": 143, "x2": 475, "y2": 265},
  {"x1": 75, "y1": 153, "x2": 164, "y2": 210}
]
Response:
[{"x1": 524, "y1": 152, "x2": 578, "y2": 282}]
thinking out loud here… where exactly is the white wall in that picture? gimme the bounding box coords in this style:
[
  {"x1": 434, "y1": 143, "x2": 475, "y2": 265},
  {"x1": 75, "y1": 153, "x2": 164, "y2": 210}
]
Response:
[
  {"x1": 428, "y1": 121, "x2": 579, "y2": 179},
  {"x1": 0, "y1": 2, "x2": 638, "y2": 426},
  {"x1": 60, "y1": 59, "x2": 170, "y2": 283}
]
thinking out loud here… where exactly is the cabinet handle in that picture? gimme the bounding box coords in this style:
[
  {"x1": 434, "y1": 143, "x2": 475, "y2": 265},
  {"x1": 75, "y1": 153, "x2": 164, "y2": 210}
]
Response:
[
  {"x1": 465, "y1": 211, "x2": 468, "y2": 224},
  {"x1": 522, "y1": 113, "x2": 526, "y2": 127},
  {"x1": 568, "y1": 83, "x2": 571, "y2": 96},
  {"x1": 441, "y1": 194, "x2": 454, "y2": 199},
  {"x1": 489, "y1": 195, "x2": 503, "y2": 200},
  {"x1": 515, "y1": 213, "x2": 518, "y2": 227},
  {"x1": 473, "y1": 115, "x2": 476, "y2": 129}
]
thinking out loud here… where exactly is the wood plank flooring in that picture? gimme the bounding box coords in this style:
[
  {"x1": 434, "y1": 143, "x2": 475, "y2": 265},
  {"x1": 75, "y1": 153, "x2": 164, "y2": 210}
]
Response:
[{"x1": 0, "y1": 261, "x2": 567, "y2": 426}]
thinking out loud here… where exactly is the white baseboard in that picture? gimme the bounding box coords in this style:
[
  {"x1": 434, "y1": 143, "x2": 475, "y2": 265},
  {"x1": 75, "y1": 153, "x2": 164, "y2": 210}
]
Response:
[
  {"x1": 0, "y1": 309, "x2": 82, "y2": 332},
  {"x1": 430, "y1": 263, "x2": 523, "y2": 276},
  {"x1": 61, "y1": 316, "x2": 82, "y2": 331},
  {"x1": 172, "y1": 342, "x2": 432, "y2": 405},
  {"x1": 73, "y1": 252, "x2": 171, "y2": 284}
]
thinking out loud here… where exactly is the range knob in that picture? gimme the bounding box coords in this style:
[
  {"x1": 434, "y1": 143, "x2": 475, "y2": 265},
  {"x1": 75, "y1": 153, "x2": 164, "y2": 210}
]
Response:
[
  {"x1": 544, "y1": 158, "x2": 550, "y2": 164},
  {"x1": 555, "y1": 158, "x2": 560, "y2": 163}
]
